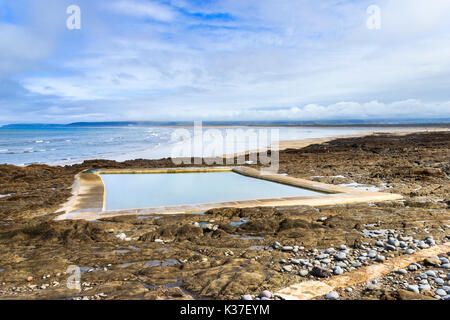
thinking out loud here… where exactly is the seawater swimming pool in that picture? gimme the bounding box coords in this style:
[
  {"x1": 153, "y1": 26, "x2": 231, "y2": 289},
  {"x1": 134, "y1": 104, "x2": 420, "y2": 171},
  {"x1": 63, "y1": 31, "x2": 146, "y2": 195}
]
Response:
[
  {"x1": 56, "y1": 167, "x2": 403, "y2": 221},
  {"x1": 100, "y1": 171, "x2": 324, "y2": 211}
]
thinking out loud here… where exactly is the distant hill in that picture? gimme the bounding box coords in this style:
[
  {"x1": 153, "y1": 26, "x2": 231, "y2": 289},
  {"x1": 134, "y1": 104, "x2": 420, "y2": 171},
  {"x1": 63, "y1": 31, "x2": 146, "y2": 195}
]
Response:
[{"x1": 2, "y1": 119, "x2": 450, "y2": 129}]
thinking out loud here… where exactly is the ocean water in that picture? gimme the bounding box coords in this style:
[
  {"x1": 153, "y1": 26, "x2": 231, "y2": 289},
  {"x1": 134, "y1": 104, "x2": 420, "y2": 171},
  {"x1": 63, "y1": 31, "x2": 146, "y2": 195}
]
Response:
[{"x1": 0, "y1": 125, "x2": 425, "y2": 166}]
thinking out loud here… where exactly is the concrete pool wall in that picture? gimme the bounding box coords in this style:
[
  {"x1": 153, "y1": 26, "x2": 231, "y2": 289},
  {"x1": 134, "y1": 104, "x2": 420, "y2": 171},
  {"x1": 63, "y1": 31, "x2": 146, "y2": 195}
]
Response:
[{"x1": 55, "y1": 166, "x2": 403, "y2": 221}]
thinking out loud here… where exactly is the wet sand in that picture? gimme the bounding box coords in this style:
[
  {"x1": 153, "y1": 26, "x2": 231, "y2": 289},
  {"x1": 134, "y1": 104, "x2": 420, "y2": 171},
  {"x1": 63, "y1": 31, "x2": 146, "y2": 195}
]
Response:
[{"x1": 0, "y1": 130, "x2": 449, "y2": 300}]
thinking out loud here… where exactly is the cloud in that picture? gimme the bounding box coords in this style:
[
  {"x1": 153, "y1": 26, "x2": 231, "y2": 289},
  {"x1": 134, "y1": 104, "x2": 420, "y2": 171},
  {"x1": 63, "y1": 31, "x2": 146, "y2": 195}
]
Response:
[{"x1": 108, "y1": 0, "x2": 176, "y2": 22}]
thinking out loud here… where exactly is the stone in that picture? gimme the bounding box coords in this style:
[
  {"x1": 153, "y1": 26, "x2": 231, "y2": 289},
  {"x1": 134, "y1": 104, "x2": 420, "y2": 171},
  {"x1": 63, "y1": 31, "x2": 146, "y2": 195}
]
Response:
[
  {"x1": 385, "y1": 244, "x2": 396, "y2": 251},
  {"x1": 442, "y1": 263, "x2": 450, "y2": 269},
  {"x1": 334, "y1": 252, "x2": 346, "y2": 260},
  {"x1": 299, "y1": 270, "x2": 309, "y2": 277},
  {"x1": 397, "y1": 289, "x2": 436, "y2": 300},
  {"x1": 27, "y1": 276, "x2": 33, "y2": 282},
  {"x1": 338, "y1": 245, "x2": 347, "y2": 250},
  {"x1": 352, "y1": 262, "x2": 362, "y2": 268},
  {"x1": 324, "y1": 248, "x2": 335, "y2": 254},
  {"x1": 425, "y1": 270, "x2": 437, "y2": 278},
  {"x1": 345, "y1": 287, "x2": 353, "y2": 292},
  {"x1": 388, "y1": 238, "x2": 400, "y2": 247},
  {"x1": 316, "y1": 254, "x2": 329, "y2": 260},
  {"x1": 375, "y1": 240, "x2": 384, "y2": 247},
  {"x1": 435, "y1": 289, "x2": 446, "y2": 296},
  {"x1": 434, "y1": 278, "x2": 444, "y2": 285},
  {"x1": 333, "y1": 266, "x2": 344, "y2": 275},
  {"x1": 282, "y1": 265, "x2": 293, "y2": 272},
  {"x1": 310, "y1": 266, "x2": 332, "y2": 278},
  {"x1": 375, "y1": 255, "x2": 386, "y2": 262},
  {"x1": 259, "y1": 290, "x2": 273, "y2": 299},
  {"x1": 407, "y1": 284, "x2": 419, "y2": 293},
  {"x1": 396, "y1": 269, "x2": 407, "y2": 275},
  {"x1": 242, "y1": 295, "x2": 253, "y2": 300},
  {"x1": 405, "y1": 249, "x2": 415, "y2": 254},
  {"x1": 291, "y1": 259, "x2": 300, "y2": 265},
  {"x1": 282, "y1": 246, "x2": 294, "y2": 251},
  {"x1": 272, "y1": 241, "x2": 281, "y2": 249},
  {"x1": 408, "y1": 264, "x2": 418, "y2": 271},
  {"x1": 424, "y1": 257, "x2": 442, "y2": 267},
  {"x1": 325, "y1": 291, "x2": 339, "y2": 300},
  {"x1": 419, "y1": 284, "x2": 431, "y2": 291}
]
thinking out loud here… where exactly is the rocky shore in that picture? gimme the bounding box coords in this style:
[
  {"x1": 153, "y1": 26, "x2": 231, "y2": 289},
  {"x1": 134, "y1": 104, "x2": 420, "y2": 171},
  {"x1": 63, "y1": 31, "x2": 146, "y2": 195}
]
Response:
[{"x1": 0, "y1": 131, "x2": 449, "y2": 300}]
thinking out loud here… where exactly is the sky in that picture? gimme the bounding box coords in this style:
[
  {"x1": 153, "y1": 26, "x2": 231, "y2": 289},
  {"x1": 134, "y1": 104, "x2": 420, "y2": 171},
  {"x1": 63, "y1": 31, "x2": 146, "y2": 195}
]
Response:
[{"x1": 0, "y1": 0, "x2": 450, "y2": 124}]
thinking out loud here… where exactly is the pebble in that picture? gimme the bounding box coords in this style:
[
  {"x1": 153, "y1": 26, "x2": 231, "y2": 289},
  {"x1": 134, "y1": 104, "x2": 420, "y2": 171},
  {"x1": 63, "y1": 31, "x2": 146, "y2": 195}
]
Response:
[
  {"x1": 435, "y1": 278, "x2": 444, "y2": 285},
  {"x1": 291, "y1": 259, "x2": 300, "y2": 265},
  {"x1": 334, "y1": 252, "x2": 346, "y2": 261},
  {"x1": 259, "y1": 290, "x2": 273, "y2": 299},
  {"x1": 316, "y1": 254, "x2": 329, "y2": 260},
  {"x1": 435, "y1": 289, "x2": 446, "y2": 296},
  {"x1": 425, "y1": 270, "x2": 437, "y2": 277},
  {"x1": 283, "y1": 265, "x2": 293, "y2": 272},
  {"x1": 299, "y1": 270, "x2": 309, "y2": 277},
  {"x1": 408, "y1": 264, "x2": 418, "y2": 271},
  {"x1": 396, "y1": 269, "x2": 407, "y2": 275},
  {"x1": 345, "y1": 287, "x2": 353, "y2": 292},
  {"x1": 324, "y1": 248, "x2": 336, "y2": 254},
  {"x1": 242, "y1": 295, "x2": 253, "y2": 300},
  {"x1": 375, "y1": 255, "x2": 386, "y2": 262},
  {"x1": 338, "y1": 245, "x2": 347, "y2": 250},
  {"x1": 352, "y1": 262, "x2": 362, "y2": 268},
  {"x1": 442, "y1": 263, "x2": 450, "y2": 269},
  {"x1": 333, "y1": 266, "x2": 344, "y2": 275},
  {"x1": 387, "y1": 238, "x2": 400, "y2": 247},
  {"x1": 272, "y1": 241, "x2": 281, "y2": 249},
  {"x1": 405, "y1": 249, "x2": 415, "y2": 254},
  {"x1": 282, "y1": 246, "x2": 293, "y2": 251},
  {"x1": 325, "y1": 291, "x2": 339, "y2": 300},
  {"x1": 419, "y1": 284, "x2": 431, "y2": 291},
  {"x1": 375, "y1": 240, "x2": 384, "y2": 247},
  {"x1": 385, "y1": 244, "x2": 396, "y2": 251},
  {"x1": 407, "y1": 284, "x2": 419, "y2": 293}
]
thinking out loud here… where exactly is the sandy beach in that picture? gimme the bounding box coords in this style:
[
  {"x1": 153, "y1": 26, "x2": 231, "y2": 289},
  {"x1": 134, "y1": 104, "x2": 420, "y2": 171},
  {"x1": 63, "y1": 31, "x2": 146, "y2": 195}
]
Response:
[{"x1": 0, "y1": 130, "x2": 449, "y2": 300}]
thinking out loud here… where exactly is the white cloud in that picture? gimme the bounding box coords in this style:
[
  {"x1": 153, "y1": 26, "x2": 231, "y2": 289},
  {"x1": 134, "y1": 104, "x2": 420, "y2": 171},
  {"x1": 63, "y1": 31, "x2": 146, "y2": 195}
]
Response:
[{"x1": 108, "y1": 0, "x2": 176, "y2": 22}]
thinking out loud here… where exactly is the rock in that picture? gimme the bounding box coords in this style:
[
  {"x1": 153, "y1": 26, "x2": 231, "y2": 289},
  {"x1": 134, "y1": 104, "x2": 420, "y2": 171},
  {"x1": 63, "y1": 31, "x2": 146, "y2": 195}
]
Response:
[
  {"x1": 338, "y1": 245, "x2": 347, "y2": 250},
  {"x1": 325, "y1": 291, "x2": 339, "y2": 300},
  {"x1": 242, "y1": 295, "x2": 253, "y2": 300},
  {"x1": 154, "y1": 239, "x2": 164, "y2": 243},
  {"x1": 408, "y1": 264, "x2": 418, "y2": 271},
  {"x1": 333, "y1": 266, "x2": 344, "y2": 275},
  {"x1": 345, "y1": 287, "x2": 353, "y2": 292},
  {"x1": 291, "y1": 259, "x2": 300, "y2": 265},
  {"x1": 425, "y1": 270, "x2": 437, "y2": 278},
  {"x1": 375, "y1": 255, "x2": 386, "y2": 262},
  {"x1": 311, "y1": 266, "x2": 332, "y2": 278},
  {"x1": 424, "y1": 257, "x2": 442, "y2": 267},
  {"x1": 324, "y1": 248, "x2": 335, "y2": 254},
  {"x1": 116, "y1": 233, "x2": 126, "y2": 240},
  {"x1": 397, "y1": 289, "x2": 436, "y2": 300},
  {"x1": 419, "y1": 284, "x2": 431, "y2": 291},
  {"x1": 259, "y1": 290, "x2": 273, "y2": 299},
  {"x1": 375, "y1": 240, "x2": 384, "y2": 247},
  {"x1": 316, "y1": 254, "x2": 329, "y2": 260},
  {"x1": 440, "y1": 257, "x2": 449, "y2": 264},
  {"x1": 407, "y1": 284, "x2": 419, "y2": 293},
  {"x1": 352, "y1": 262, "x2": 362, "y2": 268},
  {"x1": 388, "y1": 238, "x2": 400, "y2": 247},
  {"x1": 441, "y1": 263, "x2": 450, "y2": 269},
  {"x1": 27, "y1": 276, "x2": 33, "y2": 282},
  {"x1": 368, "y1": 251, "x2": 377, "y2": 258},
  {"x1": 272, "y1": 241, "x2": 281, "y2": 249},
  {"x1": 434, "y1": 278, "x2": 444, "y2": 285},
  {"x1": 334, "y1": 252, "x2": 346, "y2": 261},
  {"x1": 385, "y1": 244, "x2": 396, "y2": 251},
  {"x1": 299, "y1": 270, "x2": 309, "y2": 277},
  {"x1": 396, "y1": 269, "x2": 407, "y2": 275},
  {"x1": 283, "y1": 265, "x2": 293, "y2": 272},
  {"x1": 282, "y1": 246, "x2": 293, "y2": 251},
  {"x1": 280, "y1": 259, "x2": 287, "y2": 264},
  {"x1": 435, "y1": 289, "x2": 447, "y2": 296},
  {"x1": 405, "y1": 249, "x2": 415, "y2": 254},
  {"x1": 418, "y1": 241, "x2": 429, "y2": 249}
]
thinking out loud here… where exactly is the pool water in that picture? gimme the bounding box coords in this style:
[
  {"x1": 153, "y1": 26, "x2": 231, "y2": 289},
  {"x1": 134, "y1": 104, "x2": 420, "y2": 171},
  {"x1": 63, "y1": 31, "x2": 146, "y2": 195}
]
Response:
[{"x1": 100, "y1": 171, "x2": 324, "y2": 211}]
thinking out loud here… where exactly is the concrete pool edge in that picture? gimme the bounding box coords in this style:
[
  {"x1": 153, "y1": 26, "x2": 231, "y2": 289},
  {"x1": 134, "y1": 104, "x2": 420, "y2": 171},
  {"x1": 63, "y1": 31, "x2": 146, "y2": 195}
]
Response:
[{"x1": 55, "y1": 166, "x2": 403, "y2": 221}]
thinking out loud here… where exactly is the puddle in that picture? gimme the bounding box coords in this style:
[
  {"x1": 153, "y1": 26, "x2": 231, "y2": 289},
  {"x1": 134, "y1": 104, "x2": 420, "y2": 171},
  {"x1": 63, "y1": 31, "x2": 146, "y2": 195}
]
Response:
[
  {"x1": 119, "y1": 262, "x2": 136, "y2": 268},
  {"x1": 339, "y1": 182, "x2": 381, "y2": 192},
  {"x1": 145, "y1": 259, "x2": 180, "y2": 267},
  {"x1": 229, "y1": 218, "x2": 249, "y2": 227},
  {"x1": 231, "y1": 234, "x2": 264, "y2": 240},
  {"x1": 114, "y1": 249, "x2": 130, "y2": 254}
]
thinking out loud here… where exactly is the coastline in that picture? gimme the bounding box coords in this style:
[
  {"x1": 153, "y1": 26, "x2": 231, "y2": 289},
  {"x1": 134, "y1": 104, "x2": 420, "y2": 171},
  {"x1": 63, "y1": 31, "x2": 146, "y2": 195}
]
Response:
[{"x1": 0, "y1": 130, "x2": 449, "y2": 301}]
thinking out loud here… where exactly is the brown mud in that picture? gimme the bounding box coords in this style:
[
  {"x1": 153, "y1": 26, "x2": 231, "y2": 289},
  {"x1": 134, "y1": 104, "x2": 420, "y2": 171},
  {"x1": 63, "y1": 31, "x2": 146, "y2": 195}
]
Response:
[{"x1": 0, "y1": 131, "x2": 449, "y2": 299}]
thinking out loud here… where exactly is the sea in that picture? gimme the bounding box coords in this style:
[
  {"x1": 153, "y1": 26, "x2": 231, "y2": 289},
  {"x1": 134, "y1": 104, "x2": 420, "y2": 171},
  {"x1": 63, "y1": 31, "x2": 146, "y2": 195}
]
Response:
[{"x1": 0, "y1": 124, "x2": 443, "y2": 166}]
